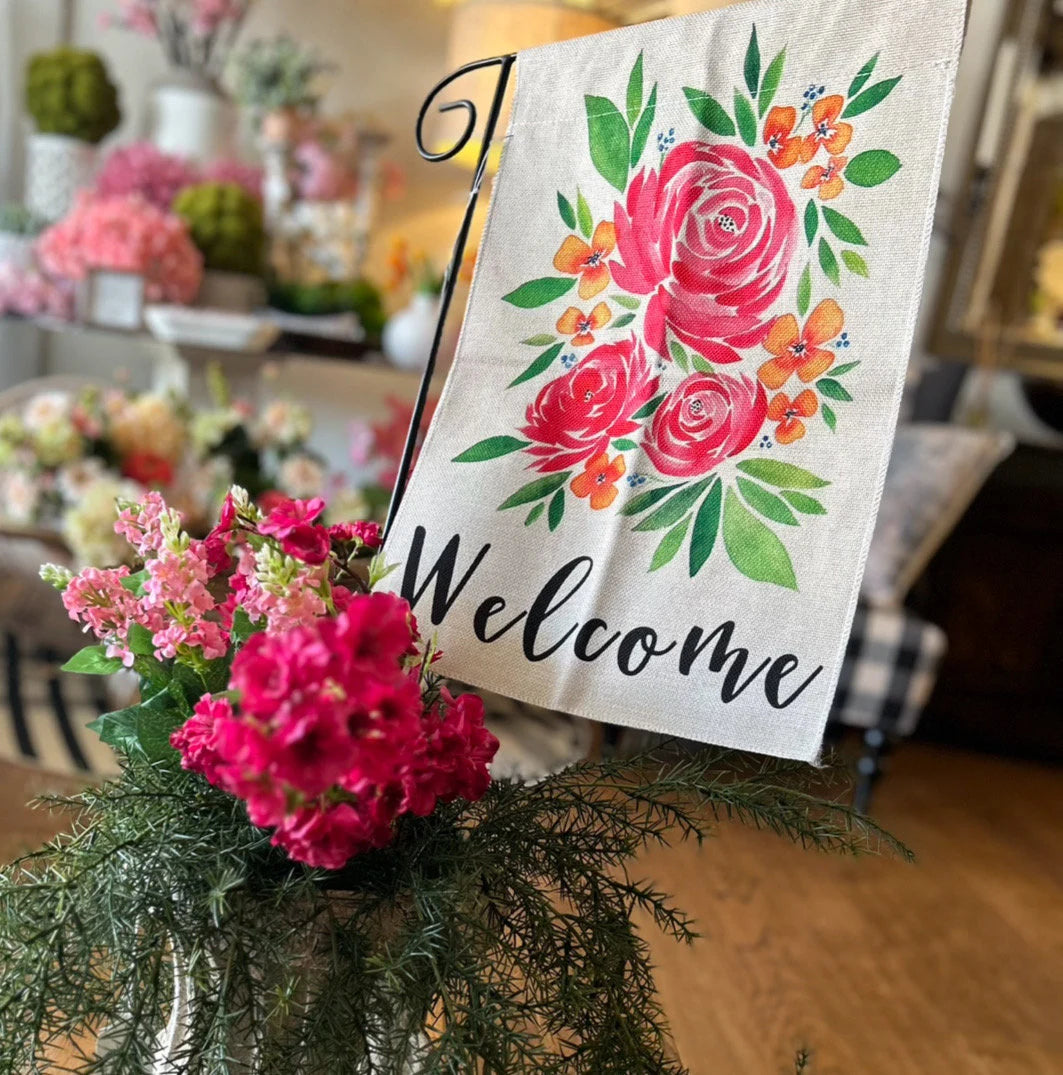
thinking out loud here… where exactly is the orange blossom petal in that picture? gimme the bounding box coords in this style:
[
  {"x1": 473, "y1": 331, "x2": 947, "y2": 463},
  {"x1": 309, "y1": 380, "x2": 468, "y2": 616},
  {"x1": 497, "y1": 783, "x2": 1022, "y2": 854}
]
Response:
[
  {"x1": 824, "y1": 123, "x2": 853, "y2": 156},
  {"x1": 818, "y1": 176, "x2": 845, "y2": 200},
  {"x1": 802, "y1": 166, "x2": 825, "y2": 189},
  {"x1": 765, "y1": 314, "x2": 801, "y2": 356},
  {"x1": 590, "y1": 484, "x2": 619, "y2": 510},
  {"x1": 767, "y1": 393, "x2": 792, "y2": 421},
  {"x1": 554, "y1": 235, "x2": 592, "y2": 275},
  {"x1": 793, "y1": 389, "x2": 819, "y2": 417},
  {"x1": 796, "y1": 348, "x2": 835, "y2": 383},
  {"x1": 764, "y1": 106, "x2": 797, "y2": 141},
  {"x1": 758, "y1": 358, "x2": 792, "y2": 390},
  {"x1": 578, "y1": 262, "x2": 611, "y2": 300},
  {"x1": 588, "y1": 302, "x2": 611, "y2": 330},
  {"x1": 776, "y1": 417, "x2": 807, "y2": 445},
  {"x1": 804, "y1": 299, "x2": 844, "y2": 346},
  {"x1": 813, "y1": 94, "x2": 844, "y2": 126},
  {"x1": 591, "y1": 220, "x2": 616, "y2": 256},
  {"x1": 557, "y1": 306, "x2": 583, "y2": 335}
]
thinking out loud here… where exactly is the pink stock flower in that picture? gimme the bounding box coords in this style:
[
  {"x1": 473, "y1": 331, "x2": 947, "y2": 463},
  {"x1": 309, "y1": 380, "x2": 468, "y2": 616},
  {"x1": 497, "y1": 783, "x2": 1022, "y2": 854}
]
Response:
[
  {"x1": 611, "y1": 142, "x2": 799, "y2": 362},
  {"x1": 0, "y1": 264, "x2": 76, "y2": 321},
  {"x1": 114, "y1": 490, "x2": 172, "y2": 557},
  {"x1": 258, "y1": 496, "x2": 330, "y2": 565},
  {"x1": 60, "y1": 565, "x2": 146, "y2": 666},
  {"x1": 171, "y1": 591, "x2": 498, "y2": 870},
  {"x1": 328, "y1": 520, "x2": 382, "y2": 549}
]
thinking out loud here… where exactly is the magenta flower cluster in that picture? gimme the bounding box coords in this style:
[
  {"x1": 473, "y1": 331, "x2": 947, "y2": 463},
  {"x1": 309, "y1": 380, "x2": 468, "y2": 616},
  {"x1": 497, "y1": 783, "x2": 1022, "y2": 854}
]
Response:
[
  {"x1": 95, "y1": 142, "x2": 264, "y2": 211},
  {"x1": 55, "y1": 488, "x2": 497, "y2": 870}
]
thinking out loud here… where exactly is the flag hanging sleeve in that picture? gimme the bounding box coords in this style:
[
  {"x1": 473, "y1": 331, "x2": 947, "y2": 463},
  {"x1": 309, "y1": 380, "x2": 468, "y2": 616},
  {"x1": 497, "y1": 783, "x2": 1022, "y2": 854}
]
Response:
[{"x1": 384, "y1": 0, "x2": 967, "y2": 762}]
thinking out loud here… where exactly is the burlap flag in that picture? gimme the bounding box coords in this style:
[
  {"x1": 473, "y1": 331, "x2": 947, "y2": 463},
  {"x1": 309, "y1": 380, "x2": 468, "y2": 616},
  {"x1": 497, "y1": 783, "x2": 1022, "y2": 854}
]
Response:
[{"x1": 384, "y1": 0, "x2": 966, "y2": 761}]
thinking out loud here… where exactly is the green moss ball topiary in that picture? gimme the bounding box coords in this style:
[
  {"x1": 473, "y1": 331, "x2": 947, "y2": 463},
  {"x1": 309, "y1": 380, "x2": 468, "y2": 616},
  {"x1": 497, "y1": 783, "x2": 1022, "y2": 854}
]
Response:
[
  {"x1": 24, "y1": 48, "x2": 121, "y2": 144},
  {"x1": 173, "y1": 182, "x2": 266, "y2": 277}
]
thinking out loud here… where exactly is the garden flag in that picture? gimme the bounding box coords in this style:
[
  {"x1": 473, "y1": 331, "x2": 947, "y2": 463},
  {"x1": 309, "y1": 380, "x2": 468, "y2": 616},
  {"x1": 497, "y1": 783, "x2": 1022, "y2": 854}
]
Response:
[{"x1": 384, "y1": 0, "x2": 966, "y2": 762}]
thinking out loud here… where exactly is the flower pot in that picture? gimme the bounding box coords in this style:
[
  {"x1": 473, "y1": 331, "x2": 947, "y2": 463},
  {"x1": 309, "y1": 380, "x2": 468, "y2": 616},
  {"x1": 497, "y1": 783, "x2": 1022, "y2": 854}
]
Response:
[
  {"x1": 24, "y1": 133, "x2": 97, "y2": 221},
  {"x1": 383, "y1": 291, "x2": 441, "y2": 372},
  {"x1": 0, "y1": 232, "x2": 36, "y2": 272},
  {"x1": 196, "y1": 269, "x2": 265, "y2": 312},
  {"x1": 148, "y1": 75, "x2": 234, "y2": 163},
  {"x1": 76, "y1": 270, "x2": 145, "y2": 330}
]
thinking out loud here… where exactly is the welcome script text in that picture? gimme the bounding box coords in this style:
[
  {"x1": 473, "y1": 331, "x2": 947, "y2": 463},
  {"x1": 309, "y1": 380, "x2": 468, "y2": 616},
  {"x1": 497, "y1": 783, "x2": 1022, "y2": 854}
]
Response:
[{"x1": 398, "y1": 527, "x2": 824, "y2": 709}]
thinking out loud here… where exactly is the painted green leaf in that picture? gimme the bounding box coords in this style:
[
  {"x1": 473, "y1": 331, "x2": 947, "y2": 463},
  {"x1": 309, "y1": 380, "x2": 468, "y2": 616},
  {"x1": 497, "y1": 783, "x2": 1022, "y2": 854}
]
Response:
[
  {"x1": 509, "y1": 343, "x2": 565, "y2": 387},
  {"x1": 626, "y1": 52, "x2": 644, "y2": 126},
  {"x1": 612, "y1": 293, "x2": 640, "y2": 310},
  {"x1": 557, "y1": 191, "x2": 576, "y2": 230},
  {"x1": 611, "y1": 312, "x2": 636, "y2": 328},
  {"x1": 737, "y1": 477, "x2": 799, "y2": 526},
  {"x1": 797, "y1": 263, "x2": 812, "y2": 317},
  {"x1": 722, "y1": 489, "x2": 798, "y2": 590},
  {"x1": 822, "y1": 403, "x2": 838, "y2": 432},
  {"x1": 845, "y1": 150, "x2": 902, "y2": 188},
  {"x1": 547, "y1": 489, "x2": 565, "y2": 531},
  {"x1": 630, "y1": 83, "x2": 657, "y2": 166},
  {"x1": 804, "y1": 200, "x2": 818, "y2": 245},
  {"x1": 498, "y1": 472, "x2": 571, "y2": 510},
  {"x1": 734, "y1": 90, "x2": 757, "y2": 147},
  {"x1": 841, "y1": 250, "x2": 870, "y2": 278},
  {"x1": 453, "y1": 435, "x2": 529, "y2": 463},
  {"x1": 821, "y1": 206, "x2": 868, "y2": 245},
  {"x1": 819, "y1": 238, "x2": 840, "y2": 286},
  {"x1": 631, "y1": 392, "x2": 667, "y2": 420},
  {"x1": 744, "y1": 25, "x2": 761, "y2": 97},
  {"x1": 650, "y1": 516, "x2": 691, "y2": 572},
  {"x1": 619, "y1": 482, "x2": 685, "y2": 517},
  {"x1": 633, "y1": 478, "x2": 712, "y2": 531},
  {"x1": 525, "y1": 502, "x2": 545, "y2": 526},
  {"x1": 736, "y1": 459, "x2": 830, "y2": 489},
  {"x1": 669, "y1": 340, "x2": 690, "y2": 372},
  {"x1": 612, "y1": 438, "x2": 638, "y2": 451},
  {"x1": 522, "y1": 334, "x2": 558, "y2": 346},
  {"x1": 830, "y1": 360, "x2": 861, "y2": 376},
  {"x1": 586, "y1": 95, "x2": 631, "y2": 192},
  {"x1": 843, "y1": 75, "x2": 902, "y2": 118},
  {"x1": 689, "y1": 478, "x2": 722, "y2": 577},
  {"x1": 781, "y1": 489, "x2": 827, "y2": 515},
  {"x1": 576, "y1": 188, "x2": 593, "y2": 239},
  {"x1": 817, "y1": 377, "x2": 854, "y2": 401},
  {"x1": 848, "y1": 52, "x2": 880, "y2": 98},
  {"x1": 61, "y1": 644, "x2": 124, "y2": 676},
  {"x1": 758, "y1": 48, "x2": 787, "y2": 117},
  {"x1": 683, "y1": 87, "x2": 735, "y2": 136},
  {"x1": 691, "y1": 354, "x2": 716, "y2": 374},
  {"x1": 503, "y1": 276, "x2": 575, "y2": 308}
]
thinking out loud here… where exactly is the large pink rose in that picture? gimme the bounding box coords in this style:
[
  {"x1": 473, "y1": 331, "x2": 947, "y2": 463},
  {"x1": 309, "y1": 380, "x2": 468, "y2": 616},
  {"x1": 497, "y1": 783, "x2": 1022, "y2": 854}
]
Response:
[
  {"x1": 612, "y1": 142, "x2": 798, "y2": 362},
  {"x1": 642, "y1": 372, "x2": 767, "y2": 478},
  {"x1": 521, "y1": 337, "x2": 659, "y2": 473}
]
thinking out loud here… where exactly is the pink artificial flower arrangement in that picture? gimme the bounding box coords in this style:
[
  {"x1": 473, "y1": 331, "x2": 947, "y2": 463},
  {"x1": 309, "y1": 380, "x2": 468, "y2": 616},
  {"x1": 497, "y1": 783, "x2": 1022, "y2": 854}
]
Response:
[
  {"x1": 45, "y1": 487, "x2": 498, "y2": 870},
  {"x1": 37, "y1": 192, "x2": 203, "y2": 304},
  {"x1": 95, "y1": 142, "x2": 200, "y2": 211},
  {"x1": 95, "y1": 143, "x2": 264, "y2": 210},
  {"x1": 0, "y1": 263, "x2": 75, "y2": 320}
]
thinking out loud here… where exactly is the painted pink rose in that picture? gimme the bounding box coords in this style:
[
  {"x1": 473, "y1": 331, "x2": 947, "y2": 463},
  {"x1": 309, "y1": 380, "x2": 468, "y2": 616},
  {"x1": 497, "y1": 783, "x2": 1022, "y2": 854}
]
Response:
[
  {"x1": 521, "y1": 337, "x2": 659, "y2": 473},
  {"x1": 612, "y1": 142, "x2": 798, "y2": 362},
  {"x1": 642, "y1": 372, "x2": 767, "y2": 478}
]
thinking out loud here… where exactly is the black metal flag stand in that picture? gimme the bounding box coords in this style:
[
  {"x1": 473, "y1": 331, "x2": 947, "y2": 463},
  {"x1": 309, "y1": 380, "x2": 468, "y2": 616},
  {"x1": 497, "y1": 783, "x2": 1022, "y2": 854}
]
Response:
[{"x1": 383, "y1": 53, "x2": 517, "y2": 540}]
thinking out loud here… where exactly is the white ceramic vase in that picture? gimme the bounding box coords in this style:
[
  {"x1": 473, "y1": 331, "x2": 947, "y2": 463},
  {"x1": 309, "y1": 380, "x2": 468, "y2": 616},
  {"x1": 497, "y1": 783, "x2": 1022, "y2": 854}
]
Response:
[
  {"x1": 383, "y1": 291, "x2": 441, "y2": 371},
  {"x1": 149, "y1": 75, "x2": 234, "y2": 163},
  {"x1": 24, "y1": 133, "x2": 96, "y2": 221},
  {"x1": 0, "y1": 232, "x2": 36, "y2": 272}
]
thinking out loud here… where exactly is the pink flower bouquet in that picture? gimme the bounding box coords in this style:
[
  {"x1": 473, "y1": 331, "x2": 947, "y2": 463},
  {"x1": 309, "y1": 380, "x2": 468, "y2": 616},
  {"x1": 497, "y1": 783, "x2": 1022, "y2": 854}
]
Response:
[
  {"x1": 46, "y1": 488, "x2": 497, "y2": 869},
  {"x1": 37, "y1": 192, "x2": 203, "y2": 304}
]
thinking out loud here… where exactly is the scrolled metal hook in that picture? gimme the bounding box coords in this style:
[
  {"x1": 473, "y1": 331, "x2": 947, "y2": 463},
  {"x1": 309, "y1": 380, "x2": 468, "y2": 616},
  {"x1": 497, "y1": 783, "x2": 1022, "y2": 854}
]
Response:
[{"x1": 415, "y1": 55, "x2": 513, "y2": 163}]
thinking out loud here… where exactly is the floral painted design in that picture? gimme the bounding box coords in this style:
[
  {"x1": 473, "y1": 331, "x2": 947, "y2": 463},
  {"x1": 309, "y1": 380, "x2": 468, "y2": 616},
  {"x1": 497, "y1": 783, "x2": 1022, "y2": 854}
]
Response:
[{"x1": 455, "y1": 32, "x2": 903, "y2": 589}]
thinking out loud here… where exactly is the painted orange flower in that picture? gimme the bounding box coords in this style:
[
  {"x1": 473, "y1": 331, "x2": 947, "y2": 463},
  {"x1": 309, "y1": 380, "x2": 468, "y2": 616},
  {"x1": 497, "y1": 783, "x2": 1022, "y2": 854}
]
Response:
[
  {"x1": 557, "y1": 302, "x2": 611, "y2": 347},
  {"x1": 758, "y1": 299, "x2": 844, "y2": 389},
  {"x1": 763, "y1": 106, "x2": 803, "y2": 169},
  {"x1": 570, "y1": 452, "x2": 626, "y2": 510},
  {"x1": 801, "y1": 95, "x2": 853, "y2": 161},
  {"x1": 768, "y1": 390, "x2": 818, "y2": 444},
  {"x1": 802, "y1": 155, "x2": 848, "y2": 200},
  {"x1": 553, "y1": 221, "x2": 617, "y2": 299}
]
